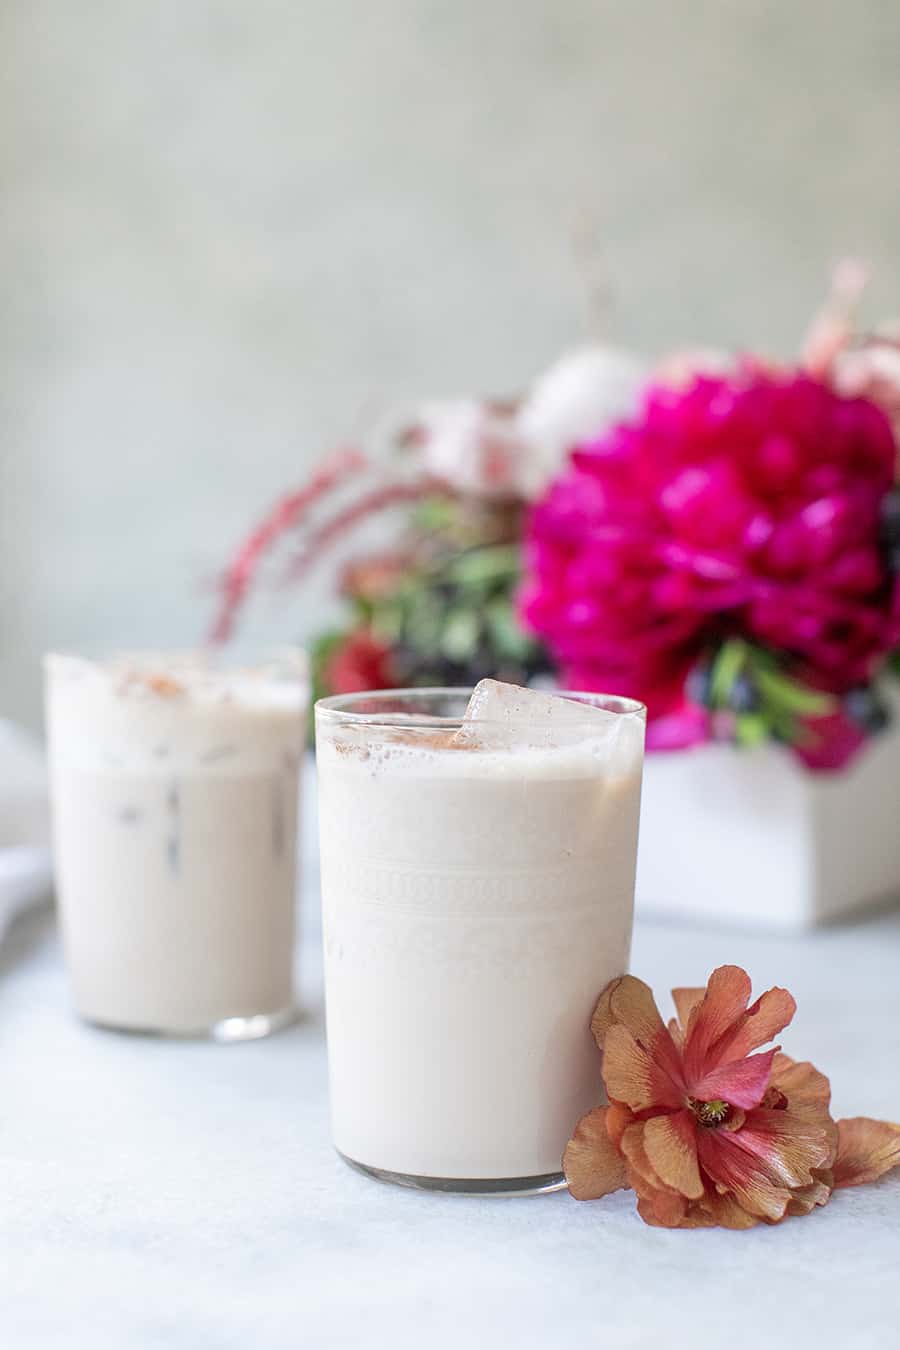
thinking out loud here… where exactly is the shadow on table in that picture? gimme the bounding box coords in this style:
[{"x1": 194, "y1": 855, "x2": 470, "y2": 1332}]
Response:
[{"x1": 0, "y1": 898, "x2": 56, "y2": 978}]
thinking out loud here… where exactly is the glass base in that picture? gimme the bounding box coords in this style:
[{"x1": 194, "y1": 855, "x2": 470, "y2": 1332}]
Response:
[
  {"x1": 338, "y1": 1151, "x2": 567, "y2": 1196},
  {"x1": 81, "y1": 1003, "x2": 300, "y2": 1042}
]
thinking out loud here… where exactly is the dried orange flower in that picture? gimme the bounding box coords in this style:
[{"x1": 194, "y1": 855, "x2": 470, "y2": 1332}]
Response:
[{"x1": 564, "y1": 966, "x2": 900, "y2": 1229}]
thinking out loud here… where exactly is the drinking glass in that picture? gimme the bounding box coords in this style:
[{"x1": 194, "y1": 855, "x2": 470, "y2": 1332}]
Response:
[
  {"x1": 45, "y1": 648, "x2": 308, "y2": 1039},
  {"x1": 316, "y1": 687, "x2": 645, "y2": 1194}
]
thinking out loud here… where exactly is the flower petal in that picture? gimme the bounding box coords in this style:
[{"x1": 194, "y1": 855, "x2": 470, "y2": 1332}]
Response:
[
  {"x1": 620, "y1": 1123, "x2": 689, "y2": 1227},
  {"x1": 624, "y1": 1120, "x2": 767, "y2": 1229},
  {"x1": 590, "y1": 976, "x2": 626, "y2": 1049},
  {"x1": 563, "y1": 1106, "x2": 630, "y2": 1201},
  {"x1": 604, "y1": 1100, "x2": 634, "y2": 1148},
  {"x1": 602, "y1": 1024, "x2": 684, "y2": 1111},
  {"x1": 770, "y1": 1052, "x2": 830, "y2": 1098},
  {"x1": 785, "y1": 1169, "x2": 834, "y2": 1216},
  {"x1": 691, "y1": 1046, "x2": 779, "y2": 1109},
  {"x1": 770, "y1": 1055, "x2": 833, "y2": 1121},
  {"x1": 682, "y1": 966, "x2": 752, "y2": 1083},
  {"x1": 667, "y1": 1017, "x2": 684, "y2": 1049},
  {"x1": 715, "y1": 987, "x2": 796, "y2": 1063},
  {"x1": 592, "y1": 974, "x2": 666, "y2": 1050},
  {"x1": 671, "y1": 985, "x2": 705, "y2": 1035},
  {"x1": 635, "y1": 1191, "x2": 690, "y2": 1228},
  {"x1": 697, "y1": 1098, "x2": 837, "y2": 1222},
  {"x1": 695, "y1": 1126, "x2": 791, "y2": 1221},
  {"x1": 832, "y1": 1118, "x2": 900, "y2": 1189},
  {"x1": 642, "y1": 1110, "x2": 704, "y2": 1199},
  {"x1": 592, "y1": 976, "x2": 687, "y2": 1104},
  {"x1": 619, "y1": 1122, "x2": 680, "y2": 1194},
  {"x1": 738, "y1": 1110, "x2": 835, "y2": 1184},
  {"x1": 642, "y1": 1175, "x2": 763, "y2": 1229},
  {"x1": 694, "y1": 1190, "x2": 761, "y2": 1230}
]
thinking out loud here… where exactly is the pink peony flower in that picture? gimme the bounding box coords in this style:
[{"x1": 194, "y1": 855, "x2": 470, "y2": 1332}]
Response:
[{"x1": 521, "y1": 370, "x2": 899, "y2": 721}]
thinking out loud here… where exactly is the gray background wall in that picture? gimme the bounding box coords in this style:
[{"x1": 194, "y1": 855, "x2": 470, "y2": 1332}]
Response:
[{"x1": 3, "y1": 0, "x2": 899, "y2": 728}]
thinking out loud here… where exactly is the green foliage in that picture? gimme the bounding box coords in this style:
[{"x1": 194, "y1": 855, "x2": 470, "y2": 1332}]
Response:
[
  {"x1": 735, "y1": 713, "x2": 769, "y2": 748},
  {"x1": 443, "y1": 545, "x2": 520, "y2": 589},
  {"x1": 703, "y1": 638, "x2": 838, "y2": 751},
  {"x1": 485, "y1": 596, "x2": 535, "y2": 662},
  {"x1": 411, "y1": 496, "x2": 458, "y2": 534},
  {"x1": 754, "y1": 666, "x2": 834, "y2": 718},
  {"x1": 709, "y1": 641, "x2": 748, "y2": 707},
  {"x1": 440, "y1": 608, "x2": 480, "y2": 663},
  {"x1": 327, "y1": 538, "x2": 549, "y2": 694}
]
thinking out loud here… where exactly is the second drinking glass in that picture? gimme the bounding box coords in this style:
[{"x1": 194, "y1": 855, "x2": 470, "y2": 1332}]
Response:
[{"x1": 46, "y1": 649, "x2": 308, "y2": 1039}]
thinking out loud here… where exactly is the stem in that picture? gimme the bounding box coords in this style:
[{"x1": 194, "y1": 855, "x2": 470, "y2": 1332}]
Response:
[
  {"x1": 209, "y1": 446, "x2": 367, "y2": 642},
  {"x1": 279, "y1": 480, "x2": 445, "y2": 586}
]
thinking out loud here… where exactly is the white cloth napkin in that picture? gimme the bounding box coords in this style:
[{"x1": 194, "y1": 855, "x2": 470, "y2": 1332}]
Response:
[{"x1": 0, "y1": 720, "x2": 53, "y2": 941}]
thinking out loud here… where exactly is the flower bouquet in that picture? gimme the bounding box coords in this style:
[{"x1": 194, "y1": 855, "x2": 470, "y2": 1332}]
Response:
[{"x1": 213, "y1": 265, "x2": 900, "y2": 927}]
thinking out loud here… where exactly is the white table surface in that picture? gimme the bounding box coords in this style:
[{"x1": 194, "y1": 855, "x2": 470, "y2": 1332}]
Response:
[{"x1": 5, "y1": 844, "x2": 900, "y2": 1350}]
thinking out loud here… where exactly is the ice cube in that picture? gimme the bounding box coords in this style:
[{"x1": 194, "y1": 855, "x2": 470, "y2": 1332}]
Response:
[
  {"x1": 461, "y1": 679, "x2": 607, "y2": 737},
  {"x1": 456, "y1": 679, "x2": 644, "y2": 772}
]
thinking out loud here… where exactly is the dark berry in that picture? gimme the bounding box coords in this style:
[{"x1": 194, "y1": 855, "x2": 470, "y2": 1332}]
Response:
[
  {"x1": 728, "y1": 672, "x2": 760, "y2": 714},
  {"x1": 388, "y1": 643, "x2": 418, "y2": 681},
  {"x1": 844, "y1": 686, "x2": 891, "y2": 734},
  {"x1": 880, "y1": 487, "x2": 900, "y2": 551},
  {"x1": 686, "y1": 664, "x2": 714, "y2": 706},
  {"x1": 468, "y1": 653, "x2": 500, "y2": 683}
]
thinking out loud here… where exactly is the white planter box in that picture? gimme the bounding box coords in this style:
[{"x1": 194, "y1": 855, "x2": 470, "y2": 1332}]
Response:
[{"x1": 635, "y1": 711, "x2": 900, "y2": 930}]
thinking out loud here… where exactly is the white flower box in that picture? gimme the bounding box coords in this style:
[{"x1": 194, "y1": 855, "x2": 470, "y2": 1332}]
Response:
[{"x1": 635, "y1": 708, "x2": 900, "y2": 930}]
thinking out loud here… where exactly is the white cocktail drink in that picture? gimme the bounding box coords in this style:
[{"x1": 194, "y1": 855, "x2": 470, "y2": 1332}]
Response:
[
  {"x1": 316, "y1": 683, "x2": 645, "y2": 1191},
  {"x1": 46, "y1": 652, "x2": 307, "y2": 1037}
]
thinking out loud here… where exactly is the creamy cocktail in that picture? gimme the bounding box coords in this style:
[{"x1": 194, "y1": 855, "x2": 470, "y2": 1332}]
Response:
[
  {"x1": 46, "y1": 651, "x2": 307, "y2": 1038},
  {"x1": 316, "y1": 682, "x2": 645, "y2": 1192}
]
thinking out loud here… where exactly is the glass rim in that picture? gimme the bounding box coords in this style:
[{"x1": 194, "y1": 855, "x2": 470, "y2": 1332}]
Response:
[
  {"x1": 44, "y1": 645, "x2": 308, "y2": 675},
  {"x1": 44, "y1": 647, "x2": 310, "y2": 698},
  {"x1": 315, "y1": 686, "x2": 646, "y2": 729}
]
